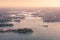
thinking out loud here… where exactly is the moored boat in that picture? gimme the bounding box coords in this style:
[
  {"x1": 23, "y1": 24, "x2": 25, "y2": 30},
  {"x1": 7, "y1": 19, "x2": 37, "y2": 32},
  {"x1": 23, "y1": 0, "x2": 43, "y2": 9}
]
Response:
[{"x1": 43, "y1": 25, "x2": 48, "y2": 27}]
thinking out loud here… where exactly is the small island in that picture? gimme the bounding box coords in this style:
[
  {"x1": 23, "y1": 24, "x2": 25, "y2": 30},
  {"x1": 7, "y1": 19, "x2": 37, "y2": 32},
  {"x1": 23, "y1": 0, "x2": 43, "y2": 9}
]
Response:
[
  {"x1": 0, "y1": 24, "x2": 13, "y2": 27},
  {"x1": 0, "y1": 28, "x2": 33, "y2": 34},
  {"x1": 14, "y1": 28, "x2": 33, "y2": 33}
]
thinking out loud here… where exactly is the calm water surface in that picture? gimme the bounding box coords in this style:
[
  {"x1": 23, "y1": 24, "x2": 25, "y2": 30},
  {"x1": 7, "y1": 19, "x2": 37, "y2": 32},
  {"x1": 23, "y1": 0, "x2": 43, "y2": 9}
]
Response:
[{"x1": 0, "y1": 17, "x2": 60, "y2": 40}]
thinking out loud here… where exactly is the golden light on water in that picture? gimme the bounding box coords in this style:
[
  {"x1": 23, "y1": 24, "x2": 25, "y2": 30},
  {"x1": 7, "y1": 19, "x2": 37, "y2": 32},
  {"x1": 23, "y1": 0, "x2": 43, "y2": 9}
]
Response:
[{"x1": 0, "y1": 0, "x2": 60, "y2": 8}]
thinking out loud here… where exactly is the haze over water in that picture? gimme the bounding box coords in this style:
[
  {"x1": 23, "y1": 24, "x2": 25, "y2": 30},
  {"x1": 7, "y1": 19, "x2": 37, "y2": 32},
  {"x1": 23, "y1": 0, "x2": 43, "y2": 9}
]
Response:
[
  {"x1": 0, "y1": 0, "x2": 60, "y2": 40},
  {"x1": 0, "y1": 10, "x2": 60, "y2": 40}
]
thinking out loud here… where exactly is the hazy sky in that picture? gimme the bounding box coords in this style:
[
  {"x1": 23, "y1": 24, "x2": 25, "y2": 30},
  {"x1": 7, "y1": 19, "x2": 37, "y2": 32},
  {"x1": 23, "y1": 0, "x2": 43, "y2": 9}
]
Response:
[{"x1": 0, "y1": 0, "x2": 60, "y2": 8}]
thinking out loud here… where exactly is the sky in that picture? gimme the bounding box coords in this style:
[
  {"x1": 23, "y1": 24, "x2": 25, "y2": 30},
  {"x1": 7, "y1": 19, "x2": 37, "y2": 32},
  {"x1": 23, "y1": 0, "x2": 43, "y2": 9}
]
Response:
[{"x1": 0, "y1": 0, "x2": 60, "y2": 8}]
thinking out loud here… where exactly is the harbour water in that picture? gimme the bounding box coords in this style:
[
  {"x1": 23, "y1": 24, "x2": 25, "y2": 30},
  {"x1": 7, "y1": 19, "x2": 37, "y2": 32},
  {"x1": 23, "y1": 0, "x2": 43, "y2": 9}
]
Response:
[{"x1": 0, "y1": 16, "x2": 60, "y2": 40}]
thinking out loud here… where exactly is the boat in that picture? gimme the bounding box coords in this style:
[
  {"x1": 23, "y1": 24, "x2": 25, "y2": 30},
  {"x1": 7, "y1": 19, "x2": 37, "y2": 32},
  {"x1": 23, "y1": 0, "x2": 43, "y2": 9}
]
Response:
[{"x1": 43, "y1": 25, "x2": 48, "y2": 27}]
